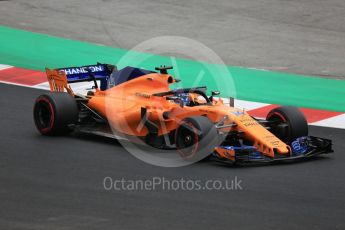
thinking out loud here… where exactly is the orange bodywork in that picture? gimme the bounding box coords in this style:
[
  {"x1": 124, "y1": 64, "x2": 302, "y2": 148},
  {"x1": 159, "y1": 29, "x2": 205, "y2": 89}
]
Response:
[
  {"x1": 46, "y1": 69, "x2": 290, "y2": 159},
  {"x1": 87, "y1": 73, "x2": 289, "y2": 158}
]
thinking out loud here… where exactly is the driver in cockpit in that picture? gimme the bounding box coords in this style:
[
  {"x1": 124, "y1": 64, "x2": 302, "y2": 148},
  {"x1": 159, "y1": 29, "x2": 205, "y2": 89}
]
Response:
[
  {"x1": 175, "y1": 93, "x2": 207, "y2": 106},
  {"x1": 188, "y1": 93, "x2": 207, "y2": 106}
]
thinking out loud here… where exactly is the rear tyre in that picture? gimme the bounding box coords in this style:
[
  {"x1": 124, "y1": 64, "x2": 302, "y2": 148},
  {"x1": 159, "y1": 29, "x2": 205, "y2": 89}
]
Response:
[
  {"x1": 175, "y1": 116, "x2": 218, "y2": 161},
  {"x1": 33, "y1": 92, "x2": 78, "y2": 135},
  {"x1": 266, "y1": 106, "x2": 308, "y2": 143}
]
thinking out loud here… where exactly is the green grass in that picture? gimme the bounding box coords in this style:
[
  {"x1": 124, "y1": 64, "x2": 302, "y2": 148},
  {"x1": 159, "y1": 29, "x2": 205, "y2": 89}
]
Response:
[{"x1": 1, "y1": 25, "x2": 345, "y2": 112}]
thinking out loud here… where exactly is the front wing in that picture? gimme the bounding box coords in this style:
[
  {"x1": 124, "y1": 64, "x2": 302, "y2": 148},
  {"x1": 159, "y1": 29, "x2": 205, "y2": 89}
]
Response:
[{"x1": 212, "y1": 136, "x2": 333, "y2": 164}]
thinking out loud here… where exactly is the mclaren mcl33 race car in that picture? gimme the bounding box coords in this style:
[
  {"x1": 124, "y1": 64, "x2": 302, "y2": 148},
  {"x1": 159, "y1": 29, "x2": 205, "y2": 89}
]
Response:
[{"x1": 33, "y1": 63, "x2": 333, "y2": 164}]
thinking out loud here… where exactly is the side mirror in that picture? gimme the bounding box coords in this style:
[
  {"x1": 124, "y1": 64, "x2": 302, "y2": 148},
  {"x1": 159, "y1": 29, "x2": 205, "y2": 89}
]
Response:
[
  {"x1": 212, "y1": 91, "x2": 220, "y2": 96},
  {"x1": 210, "y1": 91, "x2": 220, "y2": 101}
]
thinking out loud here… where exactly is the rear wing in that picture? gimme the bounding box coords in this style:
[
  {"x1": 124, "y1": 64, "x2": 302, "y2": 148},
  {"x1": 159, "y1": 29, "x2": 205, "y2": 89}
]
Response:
[{"x1": 45, "y1": 63, "x2": 116, "y2": 95}]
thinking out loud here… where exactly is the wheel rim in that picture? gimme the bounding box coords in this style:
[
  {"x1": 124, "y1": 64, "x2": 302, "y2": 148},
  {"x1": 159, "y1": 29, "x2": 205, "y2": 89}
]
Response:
[{"x1": 175, "y1": 122, "x2": 199, "y2": 159}]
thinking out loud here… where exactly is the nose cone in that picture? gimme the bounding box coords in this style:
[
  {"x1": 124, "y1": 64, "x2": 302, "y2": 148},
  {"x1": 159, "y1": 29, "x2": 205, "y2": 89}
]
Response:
[{"x1": 236, "y1": 113, "x2": 290, "y2": 157}]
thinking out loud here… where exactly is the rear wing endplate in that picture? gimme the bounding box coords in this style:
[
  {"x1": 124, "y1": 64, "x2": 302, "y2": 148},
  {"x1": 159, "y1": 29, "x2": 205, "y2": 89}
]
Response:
[{"x1": 45, "y1": 63, "x2": 116, "y2": 95}]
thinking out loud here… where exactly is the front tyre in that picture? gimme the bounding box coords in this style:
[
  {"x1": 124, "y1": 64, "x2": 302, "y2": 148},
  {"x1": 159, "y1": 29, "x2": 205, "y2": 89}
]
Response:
[
  {"x1": 266, "y1": 106, "x2": 308, "y2": 143},
  {"x1": 33, "y1": 93, "x2": 78, "y2": 135},
  {"x1": 175, "y1": 116, "x2": 218, "y2": 161}
]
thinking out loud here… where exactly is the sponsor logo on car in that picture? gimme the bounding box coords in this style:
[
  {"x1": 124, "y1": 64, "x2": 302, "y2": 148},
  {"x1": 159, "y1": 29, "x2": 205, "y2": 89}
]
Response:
[{"x1": 62, "y1": 65, "x2": 105, "y2": 75}]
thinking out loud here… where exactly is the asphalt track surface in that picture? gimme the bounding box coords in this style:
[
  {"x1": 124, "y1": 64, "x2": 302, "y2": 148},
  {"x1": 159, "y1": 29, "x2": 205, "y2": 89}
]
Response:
[
  {"x1": 1, "y1": 83, "x2": 345, "y2": 229},
  {"x1": 0, "y1": 0, "x2": 345, "y2": 78},
  {"x1": 1, "y1": 0, "x2": 345, "y2": 229}
]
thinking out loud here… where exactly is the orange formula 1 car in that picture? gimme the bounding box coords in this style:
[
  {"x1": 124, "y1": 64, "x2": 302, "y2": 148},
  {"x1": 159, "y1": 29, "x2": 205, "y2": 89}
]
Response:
[{"x1": 33, "y1": 64, "x2": 332, "y2": 163}]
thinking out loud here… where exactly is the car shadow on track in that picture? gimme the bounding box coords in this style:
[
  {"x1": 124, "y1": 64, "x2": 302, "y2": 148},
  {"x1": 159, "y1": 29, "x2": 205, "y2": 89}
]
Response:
[
  {"x1": 69, "y1": 132, "x2": 333, "y2": 169},
  {"x1": 71, "y1": 132, "x2": 122, "y2": 146}
]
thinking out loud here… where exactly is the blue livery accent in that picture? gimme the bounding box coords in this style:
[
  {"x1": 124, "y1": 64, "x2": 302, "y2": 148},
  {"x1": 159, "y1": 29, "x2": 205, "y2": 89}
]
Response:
[
  {"x1": 58, "y1": 64, "x2": 111, "y2": 90},
  {"x1": 108, "y1": 66, "x2": 154, "y2": 87},
  {"x1": 220, "y1": 145, "x2": 263, "y2": 159},
  {"x1": 220, "y1": 145, "x2": 257, "y2": 151},
  {"x1": 57, "y1": 64, "x2": 155, "y2": 90},
  {"x1": 175, "y1": 93, "x2": 190, "y2": 106},
  {"x1": 248, "y1": 151, "x2": 263, "y2": 159},
  {"x1": 291, "y1": 137, "x2": 309, "y2": 155}
]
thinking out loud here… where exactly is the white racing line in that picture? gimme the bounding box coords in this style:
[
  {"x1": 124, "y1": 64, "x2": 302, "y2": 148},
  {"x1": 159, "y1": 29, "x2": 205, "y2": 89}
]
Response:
[{"x1": 0, "y1": 64, "x2": 13, "y2": 70}]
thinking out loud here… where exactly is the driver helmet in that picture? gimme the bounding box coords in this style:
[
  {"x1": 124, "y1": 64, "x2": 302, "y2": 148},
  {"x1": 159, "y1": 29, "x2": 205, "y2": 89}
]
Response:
[{"x1": 176, "y1": 93, "x2": 190, "y2": 106}]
